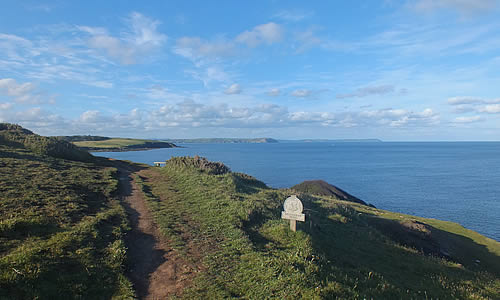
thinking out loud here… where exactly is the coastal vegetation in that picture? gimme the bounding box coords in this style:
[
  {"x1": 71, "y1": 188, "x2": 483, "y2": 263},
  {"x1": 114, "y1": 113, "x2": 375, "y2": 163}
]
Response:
[
  {"x1": 0, "y1": 124, "x2": 133, "y2": 299},
  {"x1": 1, "y1": 124, "x2": 499, "y2": 299},
  {"x1": 135, "y1": 156, "x2": 499, "y2": 299}
]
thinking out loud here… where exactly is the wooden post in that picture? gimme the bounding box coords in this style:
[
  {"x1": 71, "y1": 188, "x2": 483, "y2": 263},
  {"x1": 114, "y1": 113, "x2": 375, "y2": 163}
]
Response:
[{"x1": 290, "y1": 219, "x2": 296, "y2": 232}]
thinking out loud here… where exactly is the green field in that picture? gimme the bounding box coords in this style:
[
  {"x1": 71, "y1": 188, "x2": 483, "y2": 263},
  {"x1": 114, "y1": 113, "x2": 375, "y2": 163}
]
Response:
[
  {"x1": 135, "y1": 156, "x2": 500, "y2": 299},
  {"x1": 71, "y1": 138, "x2": 176, "y2": 151},
  {"x1": 73, "y1": 138, "x2": 151, "y2": 148}
]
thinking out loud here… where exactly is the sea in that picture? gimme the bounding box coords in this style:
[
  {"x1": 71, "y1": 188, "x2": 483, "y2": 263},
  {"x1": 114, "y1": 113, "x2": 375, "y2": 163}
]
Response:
[{"x1": 94, "y1": 142, "x2": 500, "y2": 242}]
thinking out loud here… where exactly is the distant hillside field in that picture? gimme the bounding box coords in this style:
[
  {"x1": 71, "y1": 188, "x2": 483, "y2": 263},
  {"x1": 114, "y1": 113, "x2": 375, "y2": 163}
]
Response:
[{"x1": 71, "y1": 137, "x2": 177, "y2": 152}]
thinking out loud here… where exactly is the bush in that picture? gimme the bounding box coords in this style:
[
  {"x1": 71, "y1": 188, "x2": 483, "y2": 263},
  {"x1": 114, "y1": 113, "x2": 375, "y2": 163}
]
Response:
[{"x1": 166, "y1": 156, "x2": 230, "y2": 175}]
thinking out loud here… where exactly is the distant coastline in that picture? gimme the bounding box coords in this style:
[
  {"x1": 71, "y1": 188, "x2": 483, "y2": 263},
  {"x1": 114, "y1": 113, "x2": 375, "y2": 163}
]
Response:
[
  {"x1": 279, "y1": 139, "x2": 383, "y2": 143},
  {"x1": 161, "y1": 138, "x2": 278, "y2": 144}
]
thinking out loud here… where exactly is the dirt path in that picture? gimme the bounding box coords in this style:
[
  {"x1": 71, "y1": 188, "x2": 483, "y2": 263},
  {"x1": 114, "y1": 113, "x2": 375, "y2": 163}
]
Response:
[{"x1": 115, "y1": 162, "x2": 193, "y2": 299}]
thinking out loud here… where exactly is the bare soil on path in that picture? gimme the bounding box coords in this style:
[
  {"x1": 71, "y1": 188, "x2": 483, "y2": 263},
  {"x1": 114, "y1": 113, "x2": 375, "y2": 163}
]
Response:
[{"x1": 114, "y1": 161, "x2": 194, "y2": 299}]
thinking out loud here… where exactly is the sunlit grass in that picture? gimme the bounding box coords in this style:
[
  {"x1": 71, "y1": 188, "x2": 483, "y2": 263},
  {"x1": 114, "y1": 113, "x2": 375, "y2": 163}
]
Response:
[
  {"x1": 73, "y1": 138, "x2": 150, "y2": 148},
  {"x1": 136, "y1": 156, "x2": 500, "y2": 299},
  {"x1": 0, "y1": 134, "x2": 134, "y2": 299}
]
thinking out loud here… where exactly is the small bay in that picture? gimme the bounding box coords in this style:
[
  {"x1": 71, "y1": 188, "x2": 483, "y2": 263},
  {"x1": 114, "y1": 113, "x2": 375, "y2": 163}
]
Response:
[{"x1": 94, "y1": 142, "x2": 500, "y2": 241}]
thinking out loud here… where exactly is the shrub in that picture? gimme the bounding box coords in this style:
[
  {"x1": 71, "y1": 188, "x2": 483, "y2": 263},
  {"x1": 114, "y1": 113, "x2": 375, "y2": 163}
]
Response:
[{"x1": 166, "y1": 156, "x2": 230, "y2": 175}]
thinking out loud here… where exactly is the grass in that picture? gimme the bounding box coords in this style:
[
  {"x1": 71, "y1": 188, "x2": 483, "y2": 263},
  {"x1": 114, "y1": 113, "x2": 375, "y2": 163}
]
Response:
[
  {"x1": 2, "y1": 123, "x2": 499, "y2": 299},
  {"x1": 135, "y1": 156, "x2": 500, "y2": 299},
  {"x1": 73, "y1": 138, "x2": 151, "y2": 148},
  {"x1": 0, "y1": 125, "x2": 134, "y2": 299},
  {"x1": 72, "y1": 138, "x2": 176, "y2": 152}
]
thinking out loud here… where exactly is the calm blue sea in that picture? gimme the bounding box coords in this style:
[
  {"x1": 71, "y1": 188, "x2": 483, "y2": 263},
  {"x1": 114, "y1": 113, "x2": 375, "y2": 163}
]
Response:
[{"x1": 94, "y1": 142, "x2": 500, "y2": 241}]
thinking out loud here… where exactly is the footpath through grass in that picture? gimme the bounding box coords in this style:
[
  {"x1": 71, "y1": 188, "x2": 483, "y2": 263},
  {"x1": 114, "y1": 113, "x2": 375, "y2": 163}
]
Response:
[
  {"x1": 0, "y1": 124, "x2": 134, "y2": 299},
  {"x1": 136, "y1": 156, "x2": 500, "y2": 299}
]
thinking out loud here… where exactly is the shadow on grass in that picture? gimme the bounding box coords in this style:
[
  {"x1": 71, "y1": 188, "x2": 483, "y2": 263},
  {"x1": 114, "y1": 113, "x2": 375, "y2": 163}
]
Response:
[
  {"x1": 291, "y1": 194, "x2": 499, "y2": 298},
  {"x1": 232, "y1": 173, "x2": 268, "y2": 195}
]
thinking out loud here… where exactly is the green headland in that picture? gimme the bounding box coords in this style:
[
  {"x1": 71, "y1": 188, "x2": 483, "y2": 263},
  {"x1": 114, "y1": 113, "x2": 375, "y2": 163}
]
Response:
[
  {"x1": 57, "y1": 135, "x2": 177, "y2": 152},
  {"x1": 1, "y1": 123, "x2": 499, "y2": 299}
]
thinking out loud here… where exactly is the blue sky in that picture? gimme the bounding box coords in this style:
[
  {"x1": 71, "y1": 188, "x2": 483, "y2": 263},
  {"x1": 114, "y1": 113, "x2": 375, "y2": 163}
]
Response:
[{"x1": 1, "y1": 0, "x2": 500, "y2": 140}]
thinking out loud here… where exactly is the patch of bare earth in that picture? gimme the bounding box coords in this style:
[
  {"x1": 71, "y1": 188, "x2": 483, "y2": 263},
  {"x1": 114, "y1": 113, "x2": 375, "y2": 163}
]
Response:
[{"x1": 114, "y1": 161, "x2": 196, "y2": 299}]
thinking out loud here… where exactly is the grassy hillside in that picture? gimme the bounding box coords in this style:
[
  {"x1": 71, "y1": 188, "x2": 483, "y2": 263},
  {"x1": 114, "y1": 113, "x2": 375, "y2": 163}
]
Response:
[
  {"x1": 0, "y1": 124, "x2": 133, "y2": 299},
  {"x1": 135, "y1": 156, "x2": 499, "y2": 299},
  {"x1": 72, "y1": 138, "x2": 177, "y2": 152},
  {"x1": 1, "y1": 124, "x2": 92, "y2": 162}
]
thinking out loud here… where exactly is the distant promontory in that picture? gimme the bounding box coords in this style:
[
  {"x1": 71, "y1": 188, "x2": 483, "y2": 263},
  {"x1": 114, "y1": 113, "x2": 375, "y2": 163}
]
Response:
[
  {"x1": 162, "y1": 138, "x2": 278, "y2": 144},
  {"x1": 57, "y1": 135, "x2": 177, "y2": 152}
]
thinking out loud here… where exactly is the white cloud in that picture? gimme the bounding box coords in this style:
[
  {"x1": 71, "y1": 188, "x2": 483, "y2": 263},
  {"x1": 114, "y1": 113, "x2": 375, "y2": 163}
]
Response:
[
  {"x1": 79, "y1": 110, "x2": 111, "y2": 123},
  {"x1": 185, "y1": 66, "x2": 231, "y2": 86},
  {"x1": 79, "y1": 12, "x2": 167, "y2": 64},
  {"x1": 174, "y1": 37, "x2": 235, "y2": 60},
  {"x1": 224, "y1": 83, "x2": 242, "y2": 95},
  {"x1": 24, "y1": 3, "x2": 54, "y2": 12},
  {"x1": 174, "y1": 22, "x2": 284, "y2": 61},
  {"x1": 0, "y1": 102, "x2": 12, "y2": 110},
  {"x1": 447, "y1": 96, "x2": 483, "y2": 105},
  {"x1": 236, "y1": 23, "x2": 284, "y2": 47},
  {"x1": 294, "y1": 29, "x2": 322, "y2": 53},
  {"x1": 268, "y1": 88, "x2": 281, "y2": 96},
  {"x1": 336, "y1": 85, "x2": 395, "y2": 99},
  {"x1": 1, "y1": 99, "x2": 442, "y2": 136},
  {"x1": 478, "y1": 104, "x2": 500, "y2": 113},
  {"x1": 272, "y1": 10, "x2": 314, "y2": 22},
  {"x1": 0, "y1": 33, "x2": 34, "y2": 62},
  {"x1": 412, "y1": 0, "x2": 498, "y2": 15},
  {"x1": 291, "y1": 89, "x2": 312, "y2": 97},
  {"x1": 453, "y1": 115, "x2": 483, "y2": 123},
  {"x1": 447, "y1": 96, "x2": 500, "y2": 114},
  {"x1": 0, "y1": 78, "x2": 49, "y2": 103}
]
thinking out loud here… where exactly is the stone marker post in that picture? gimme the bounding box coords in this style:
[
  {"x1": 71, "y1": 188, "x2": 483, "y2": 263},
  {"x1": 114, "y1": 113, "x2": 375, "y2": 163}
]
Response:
[{"x1": 281, "y1": 195, "x2": 305, "y2": 232}]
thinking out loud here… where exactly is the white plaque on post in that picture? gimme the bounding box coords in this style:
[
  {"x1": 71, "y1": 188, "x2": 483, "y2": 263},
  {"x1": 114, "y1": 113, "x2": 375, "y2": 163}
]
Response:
[{"x1": 281, "y1": 195, "x2": 305, "y2": 231}]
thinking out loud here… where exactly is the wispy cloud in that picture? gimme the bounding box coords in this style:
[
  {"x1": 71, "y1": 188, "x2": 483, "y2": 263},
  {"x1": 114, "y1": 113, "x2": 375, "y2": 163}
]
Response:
[
  {"x1": 453, "y1": 115, "x2": 483, "y2": 123},
  {"x1": 447, "y1": 96, "x2": 500, "y2": 114},
  {"x1": 268, "y1": 88, "x2": 281, "y2": 96},
  {"x1": 411, "y1": 0, "x2": 498, "y2": 16},
  {"x1": 236, "y1": 23, "x2": 284, "y2": 47},
  {"x1": 272, "y1": 10, "x2": 314, "y2": 22},
  {"x1": 336, "y1": 85, "x2": 396, "y2": 99},
  {"x1": 79, "y1": 12, "x2": 167, "y2": 64},
  {"x1": 291, "y1": 89, "x2": 312, "y2": 98},
  {"x1": 173, "y1": 36, "x2": 236, "y2": 60},
  {"x1": 224, "y1": 83, "x2": 242, "y2": 95},
  {"x1": 0, "y1": 78, "x2": 54, "y2": 104}
]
